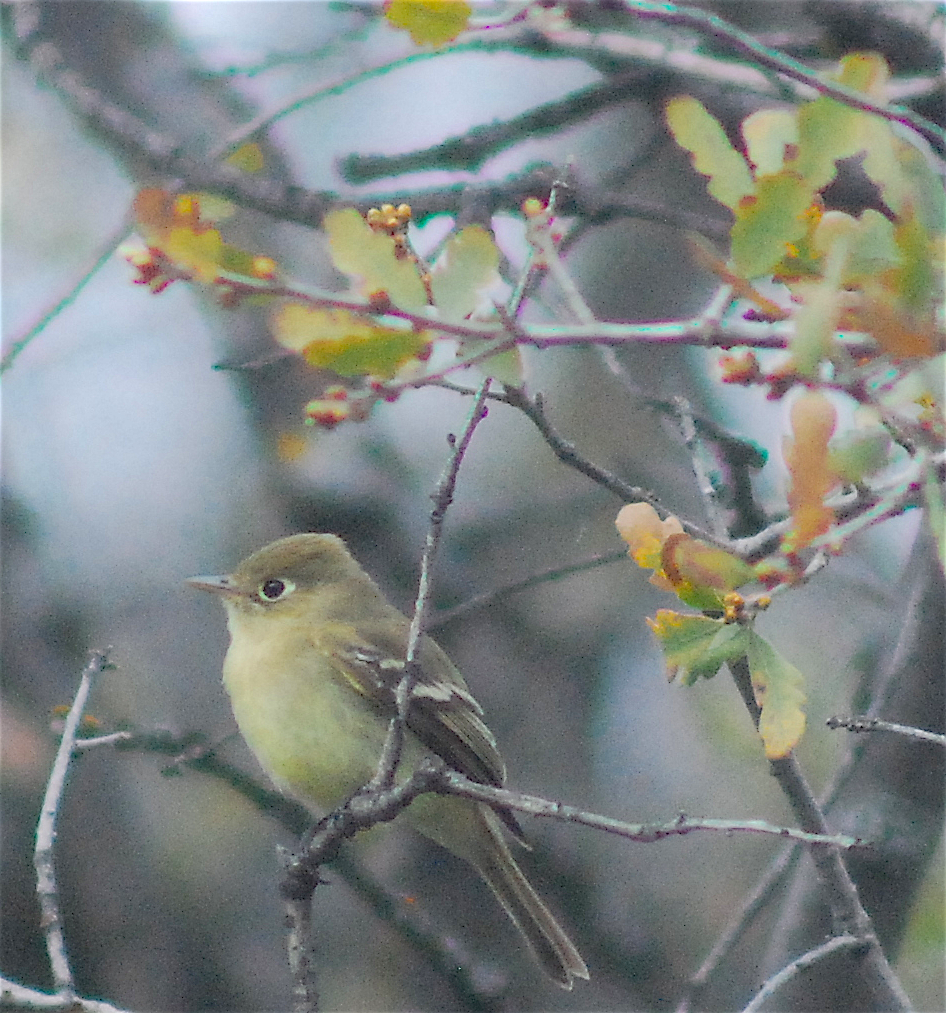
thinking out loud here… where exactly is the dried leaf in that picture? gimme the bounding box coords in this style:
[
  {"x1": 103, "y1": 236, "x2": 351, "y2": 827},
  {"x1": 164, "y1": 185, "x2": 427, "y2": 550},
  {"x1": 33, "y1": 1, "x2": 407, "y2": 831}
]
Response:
[{"x1": 783, "y1": 392, "x2": 840, "y2": 549}]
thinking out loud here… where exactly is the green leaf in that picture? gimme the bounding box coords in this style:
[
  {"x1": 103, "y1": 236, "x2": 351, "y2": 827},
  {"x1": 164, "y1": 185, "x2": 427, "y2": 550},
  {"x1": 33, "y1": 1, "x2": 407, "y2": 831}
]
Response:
[
  {"x1": 828, "y1": 428, "x2": 892, "y2": 484},
  {"x1": 429, "y1": 225, "x2": 500, "y2": 321},
  {"x1": 666, "y1": 96, "x2": 754, "y2": 212},
  {"x1": 458, "y1": 342, "x2": 524, "y2": 387},
  {"x1": 273, "y1": 303, "x2": 429, "y2": 378},
  {"x1": 324, "y1": 208, "x2": 428, "y2": 309},
  {"x1": 792, "y1": 95, "x2": 866, "y2": 194},
  {"x1": 894, "y1": 136, "x2": 946, "y2": 235},
  {"x1": 746, "y1": 631, "x2": 807, "y2": 759},
  {"x1": 647, "y1": 611, "x2": 749, "y2": 686},
  {"x1": 730, "y1": 171, "x2": 814, "y2": 278},
  {"x1": 844, "y1": 209, "x2": 901, "y2": 282},
  {"x1": 741, "y1": 108, "x2": 799, "y2": 177}
]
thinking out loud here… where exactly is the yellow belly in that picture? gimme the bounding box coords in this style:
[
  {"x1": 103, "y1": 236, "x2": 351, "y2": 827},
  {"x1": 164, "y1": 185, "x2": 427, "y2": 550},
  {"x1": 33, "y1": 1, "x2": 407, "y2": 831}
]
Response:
[
  {"x1": 220, "y1": 617, "x2": 488, "y2": 865},
  {"x1": 222, "y1": 629, "x2": 393, "y2": 808}
]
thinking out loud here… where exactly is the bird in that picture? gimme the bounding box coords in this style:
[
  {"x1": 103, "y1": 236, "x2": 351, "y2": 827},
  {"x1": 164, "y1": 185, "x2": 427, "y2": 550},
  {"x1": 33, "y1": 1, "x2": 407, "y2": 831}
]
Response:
[{"x1": 187, "y1": 532, "x2": 588, "y2": 988}]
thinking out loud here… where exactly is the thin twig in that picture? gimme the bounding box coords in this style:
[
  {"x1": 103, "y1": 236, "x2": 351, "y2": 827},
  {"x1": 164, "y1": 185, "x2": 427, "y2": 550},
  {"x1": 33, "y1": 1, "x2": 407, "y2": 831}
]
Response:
[
  {"x1": 99, "y1": 729, "x2": 495, "y2": 1008},
  {"x1": 215, "y1": 270, "x2": 797, "y2": 352},
  {"x1": 341, "y1": 73, "x2": 649, "y2": 182},
  {"x1": 742, "y1": 935, "x2": 868, "y2": 1013},
  {"x1": 435, "y1": 771, "x2": 861, "y2": 849},
  {"x1": 674, "y1": 845, "x2": 801, "y2": 1012},
  {"x1": 826, "y1": 715, "x2": 946, "y2": 748},
  {"x1": 727, "y1": 656, "x2": 913, "y2": 1012},
  {"x1": 501, "y1": 385, "x2": 728, "y2": 546},
  {"x1": 431, "y1": 550, "x2": 630, "y2": 629},
  {"x1": 372, "y1": 379, "x2": 493, "y2": 789},
  {"x1": 625, "y1": 0, "x2": 946, "y2": 153},
  {"x1": 678, "y1": 559, "x2": 936, "y2": 1010},
  {"x1": 34, "y1": 650, "x2": 113, "y2": 999},
  {"x1": 1, "y1": 218, "x2": 132, "y2": 374},
  {"x1": 0, "y1": 975, "x2": 133, "y2": 1013}
]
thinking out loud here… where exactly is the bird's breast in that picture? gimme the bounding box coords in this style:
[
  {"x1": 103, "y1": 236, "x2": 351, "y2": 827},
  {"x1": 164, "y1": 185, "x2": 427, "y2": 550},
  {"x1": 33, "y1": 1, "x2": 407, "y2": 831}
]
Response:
[{"x1": 221, "y1": 626, "x2": 388, "y2": 810}]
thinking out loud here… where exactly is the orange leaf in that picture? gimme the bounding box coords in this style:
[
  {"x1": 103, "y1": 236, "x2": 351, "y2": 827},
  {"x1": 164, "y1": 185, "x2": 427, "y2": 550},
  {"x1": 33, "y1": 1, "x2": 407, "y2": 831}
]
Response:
[{"x1": 783, "y1": 392, "x2": 840, "y2": 549}]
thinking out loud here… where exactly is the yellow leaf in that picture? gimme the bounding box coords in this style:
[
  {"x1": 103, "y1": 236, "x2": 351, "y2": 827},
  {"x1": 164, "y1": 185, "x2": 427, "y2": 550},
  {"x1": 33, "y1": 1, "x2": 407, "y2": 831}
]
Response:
[
  {"x1": 324, "y1": 208, "x2": 428, "y2": 309},
  {"x1": 226, "y1": 142, "x2": 265, "y2": 174},
  {"x1": 429, "y1": 225, "x2": 500, "y2": 321},
  {"x1": 132, "y1": 187, "x2": 265, "y2": 284},
  {"x1": 747, "y1": 631, "x2": 807, "y2": 758},
  {"x1": 615, "y1": 503, "x2": 684, "y2": 590},
  {"x1": 385, "y1": 0, "x2": 472, "y2": 46},
  {"x1": 273, "y1": 303, "x2": 430, "y2": 379},
  {"x1": 661, "y1": 533, "x2": 754, "y2": 611},
  {"x1": 741, "y1": 108, "x2": 799, "y2": 177}
]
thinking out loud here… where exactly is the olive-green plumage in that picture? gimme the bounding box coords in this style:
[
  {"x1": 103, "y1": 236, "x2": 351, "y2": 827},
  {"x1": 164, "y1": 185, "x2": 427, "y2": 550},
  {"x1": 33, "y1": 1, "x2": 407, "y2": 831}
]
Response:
[{"x1": 188, "y1": 533, "x2": 588, "y2": 988}]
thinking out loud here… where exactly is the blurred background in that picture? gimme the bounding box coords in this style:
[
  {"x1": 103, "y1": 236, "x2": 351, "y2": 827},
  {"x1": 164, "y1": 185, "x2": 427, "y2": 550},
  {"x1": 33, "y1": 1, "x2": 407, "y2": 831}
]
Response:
[{"x1": 2, "y1": 3, "x2": 943, "y2": 1010}]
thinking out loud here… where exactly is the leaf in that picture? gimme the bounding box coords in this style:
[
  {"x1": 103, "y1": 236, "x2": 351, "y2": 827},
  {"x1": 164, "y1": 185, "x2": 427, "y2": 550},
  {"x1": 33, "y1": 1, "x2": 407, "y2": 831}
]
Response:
[
  {"x1": 429, "y1": 225, "x2": 500, "y2": 322},
  {"x1": 730, "y1": 171, "x2": 814, "y2": 279},
  {"x1": 835, "y1": 51, "x2": 890, "y2": 99},
  {"x1": 893, "y1": 135, "x2": 946, "y2": 235},
  {"x1": 226, "y1": 142, "x2": 265, "y2": 174},
  {"x1": 783, "y1": 392, "x2": 840, "y2": 550},
  {"x1": 792, "y1": 96, "x2": 866, "y2": 195},
  {"x1": 133, "y1": 188, "x2": 264, "y2": 284},
  {"x1": 661, "y1": 533, "x2": 755, "y2": 611},
  {"x1": 787, "y1": 210, "x2": 859, "y2": 374},
  {"x1": 385, "y1": 0, "x2": 472, "y2": 46},
  {"x1": 647, "y1": 610, "x2": 750, "y2": 685},
  {"x1": 856, "y1": 202, "x2": 943, "y2": 359},
  {"x1": 273, "y1": 303, "x2": 430, "y2": 378},
  {"x1": 843, "y1": 209, "x2": 900, "y2": 283},
  {"x1": 616, "y1": 503, "x2": 685, "y2": 591},
  {"x1": 457, "y1": 340, "x2": 524, "y2": 387},
  {"x1": 890, "y1": 208, "x2": 939, "y2": 319},
  {"x1": 827, "y1": 428, "x2": 892, "y2": 484},
  {"x1": 665, "y1": 96, "x2": 754, "y2": 212},
  {"x1": 746, "y1": 630, "x2": 807, "y2": 758},
  {"x1": 324, "y1": 208, "x2": 428, "y2": 309},
  {"x1": 741, "y1": 108, "x2": 799, "y2": 177}
]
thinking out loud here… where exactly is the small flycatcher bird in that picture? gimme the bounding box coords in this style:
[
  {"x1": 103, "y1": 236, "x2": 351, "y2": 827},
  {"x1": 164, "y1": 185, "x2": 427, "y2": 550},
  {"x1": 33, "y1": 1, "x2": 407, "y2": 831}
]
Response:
[{"x1": 188, "y1": 533, "x2": 588, "y2": 988}]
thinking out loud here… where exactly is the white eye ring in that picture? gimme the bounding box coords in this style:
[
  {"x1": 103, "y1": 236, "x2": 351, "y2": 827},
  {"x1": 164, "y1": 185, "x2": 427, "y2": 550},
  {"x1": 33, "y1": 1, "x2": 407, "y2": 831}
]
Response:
[{"x1": 258, "y1": 577, "x2": 295, "y2": 602}]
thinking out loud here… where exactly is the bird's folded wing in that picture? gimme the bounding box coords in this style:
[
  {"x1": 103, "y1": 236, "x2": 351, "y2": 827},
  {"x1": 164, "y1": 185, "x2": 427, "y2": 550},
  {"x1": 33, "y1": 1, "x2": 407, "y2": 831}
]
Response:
[{"x1": 312, "y1": 619, "x2": 526, "y2": 842}]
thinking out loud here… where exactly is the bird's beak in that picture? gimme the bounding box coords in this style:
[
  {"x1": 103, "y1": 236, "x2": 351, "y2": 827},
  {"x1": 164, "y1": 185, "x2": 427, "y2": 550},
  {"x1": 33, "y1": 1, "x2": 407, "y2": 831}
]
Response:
[{"x1": 186, "y1": 574, "x2": 241, "y2": 597}]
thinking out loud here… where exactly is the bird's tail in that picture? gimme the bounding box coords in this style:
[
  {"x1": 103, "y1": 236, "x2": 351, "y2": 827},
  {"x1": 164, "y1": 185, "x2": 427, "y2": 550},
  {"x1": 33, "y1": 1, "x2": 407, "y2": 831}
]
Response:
[
  {"x1": 406, "y1": 793, "x2": 589, "y2": 987},
  {"x1": 471, "y1": 808, "x2": 589, "y2": 989}
]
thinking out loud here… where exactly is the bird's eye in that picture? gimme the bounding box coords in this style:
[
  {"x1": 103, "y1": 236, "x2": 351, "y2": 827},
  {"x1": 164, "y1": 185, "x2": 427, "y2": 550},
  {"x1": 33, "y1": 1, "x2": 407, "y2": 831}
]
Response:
[{"x1": 258, "y1": 578, "x2": 295, "y2": 602}]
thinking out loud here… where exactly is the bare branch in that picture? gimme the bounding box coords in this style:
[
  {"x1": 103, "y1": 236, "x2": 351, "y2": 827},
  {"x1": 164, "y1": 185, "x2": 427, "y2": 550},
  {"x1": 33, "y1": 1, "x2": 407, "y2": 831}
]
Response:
[
  {"x1": 435, "y1": 769, "x2": 862, "y2": 850},
  {"x1": 623, "y1": 0, "x2": 946, "y2": 154},
  {"x1": 826, "y1": 715, "x2": 946, "y2": 748},
  {"x1": 0, "y1": 975, "x2": 134, "y2": 1013},
  {"x1": 34, "y1": 650, "x2": 114, "y2": 1000},
  {"x1": 742, "y1": 935, "x2": 868, "y2": 1013},
  {"x1": 372, "y1": 379, "x2": 493, "y2": 790}
]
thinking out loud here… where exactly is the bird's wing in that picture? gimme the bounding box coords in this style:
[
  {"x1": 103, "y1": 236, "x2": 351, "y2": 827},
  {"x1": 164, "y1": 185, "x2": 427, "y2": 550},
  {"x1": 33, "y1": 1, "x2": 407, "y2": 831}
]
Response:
[{"x1": 312, "y1": 619, "x2": 526, "y2": 842}]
